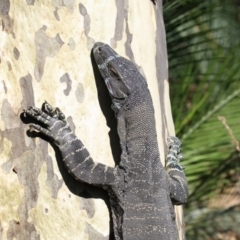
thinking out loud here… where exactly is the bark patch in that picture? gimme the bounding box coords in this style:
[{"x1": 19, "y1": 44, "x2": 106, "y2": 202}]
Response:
[
  {"x1": 60, "y1": 73, "x2": 72, "y2": 96},
  {"x1": 0, "y1": 0, "x2": 10, "y2": 15},
  {"x1": 20, "y1": 74, "x2": 35, "y2": 109},
  {"x1": 26, "y1": 0, "x2": 35, "y2": 5},
  {"x1": 79, "y1": 3, "x2": 95, "y2": 50},
  {"x1": 13, "y1": 47, "x2": 20, "y2": 60},
  {"x1": 34, "y1": 26, "x2": 64, "y2": 82},
  {"x1": 75, "y1": 82, "x2": 84, "y2": 103},
  {"x1": 68, "y1": 37, "x2": 76, "y2": 50},
  {"x1": 110, "y1": 0, "x2": 125, "y2": 48}
]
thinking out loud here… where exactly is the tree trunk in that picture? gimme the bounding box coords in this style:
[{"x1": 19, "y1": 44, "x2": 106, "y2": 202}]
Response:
[{"x1": 0, "y1": 0, "x2": 185, "y2": 239}]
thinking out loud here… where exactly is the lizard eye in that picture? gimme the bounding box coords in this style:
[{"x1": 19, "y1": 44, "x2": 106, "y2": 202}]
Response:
[
  {"x1": 98, "y1": 47, "x2": 102, "y2": 53},
  {"x1": 109, "y1": 66, "x2": 121, "y2": 80}
]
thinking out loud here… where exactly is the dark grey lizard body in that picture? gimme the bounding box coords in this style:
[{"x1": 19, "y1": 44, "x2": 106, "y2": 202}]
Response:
[{"x1": 25, "y1": 42, "x2": 188, "y2": 240}]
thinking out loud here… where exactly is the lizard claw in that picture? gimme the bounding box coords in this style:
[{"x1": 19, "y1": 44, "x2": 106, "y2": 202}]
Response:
[
  {"x1": 43, "y1": 101, "x2": 53, "y2": 113},
  {"x1": 24, "y1": 106, "x2": 41, "y2": 116},
  {"x1": 58, "y1": 111, "x2": 66, "y2": 121},
  {"x1": 29, "y1": 123, "x2": 41, "y2": 131},
  {"x1": 31, "y1": 106, "x2": 41, "y2": 115},
  {"x1": 167, "y1": 136, "x2": 181, "y2": 154},
  {"x1": 181, "y1": 165, "x2": 186, "y2": 170},
  {"x1": 166, "y1": 136, "x2": 186, "y2": 171},
  {"x1": 23, "y1": 108, "x2": 35, "y2": 117},
  {"x1": 29, "y1": 123, "x2": 53, "y2": 138},
  {"x1": 42, "y1": 101, "x2": 65, "y2": 121},
  {"x1": 167, "y1": 136, "x2": 182, "y2": 147},
  {"x1": 177, "y1": 153, "x2": 184, "y2": 160}
]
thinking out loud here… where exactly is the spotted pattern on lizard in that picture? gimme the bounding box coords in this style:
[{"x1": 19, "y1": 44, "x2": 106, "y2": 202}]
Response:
[{"x1": 24, "y1": 42, "x2": 188, "y2": 240}]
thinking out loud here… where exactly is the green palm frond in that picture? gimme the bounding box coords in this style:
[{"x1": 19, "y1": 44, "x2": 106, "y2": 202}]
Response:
[{"x1": 164, "y1": 0, "x2": 240, "y2": 238}]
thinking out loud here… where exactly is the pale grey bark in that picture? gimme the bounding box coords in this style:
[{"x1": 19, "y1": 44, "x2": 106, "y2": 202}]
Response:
[{"x1": 0, "y1": 0, "x2": 185, "y2": 239}]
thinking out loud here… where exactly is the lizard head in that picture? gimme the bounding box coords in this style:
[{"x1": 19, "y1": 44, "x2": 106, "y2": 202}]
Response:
[{"x1": 93, "y1": 42, "x2": 147, "y2": 114}]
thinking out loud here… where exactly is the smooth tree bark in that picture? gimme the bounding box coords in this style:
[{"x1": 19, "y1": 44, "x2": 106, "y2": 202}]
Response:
[{"x1": 0, "y1": 0, "x2": 185, "y2": 239}]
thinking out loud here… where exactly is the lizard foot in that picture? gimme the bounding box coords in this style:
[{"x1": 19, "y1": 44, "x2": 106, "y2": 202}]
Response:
[
  {"x1": 43, "y1": 101, "x2": 66, "y2": 121},
  {"x1": 24, "y1": 102, "x2": 70, "y2": 145}
]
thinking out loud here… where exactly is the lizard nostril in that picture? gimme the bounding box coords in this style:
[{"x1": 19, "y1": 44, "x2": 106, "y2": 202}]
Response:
[{"x1": 98, "y1": 47, "x2": 102, "y2": 53}]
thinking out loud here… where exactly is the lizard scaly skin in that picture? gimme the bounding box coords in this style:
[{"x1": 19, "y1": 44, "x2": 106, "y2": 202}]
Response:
[{"x1": 24, "y1": 42, "x2": 188, "y2": 240}]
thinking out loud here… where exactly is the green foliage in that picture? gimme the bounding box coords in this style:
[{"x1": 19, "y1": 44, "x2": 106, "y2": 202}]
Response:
[
  {"x1": 186, "y1": 205, "x2": 240, "y2": 239},
  {"x1": 164, "y1": 0, "x2": 240, "y2": 238}
]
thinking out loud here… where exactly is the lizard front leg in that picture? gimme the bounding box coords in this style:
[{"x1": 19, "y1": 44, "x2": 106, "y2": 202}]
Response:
[
  {"x1": 24, "y1": 102, "x2": 117, "y2": 187},
  {"x1": 166, "y1": 136, "x2": 188, "y2": 204}
]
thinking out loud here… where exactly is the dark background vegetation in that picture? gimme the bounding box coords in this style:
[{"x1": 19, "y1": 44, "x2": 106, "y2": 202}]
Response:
[{"x1": 164, "y1": 1, "x2": 240, "y2": 239}]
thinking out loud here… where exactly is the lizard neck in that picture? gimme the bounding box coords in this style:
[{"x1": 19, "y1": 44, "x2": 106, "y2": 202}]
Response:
[{"x1": 116, "y1": 92, "x2": 159, "y2": 169}]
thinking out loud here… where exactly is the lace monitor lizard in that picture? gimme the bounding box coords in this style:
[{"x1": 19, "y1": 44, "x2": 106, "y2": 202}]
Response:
[{"x1": 24, "y1": 42, "x2": 188, "y2": 240}]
